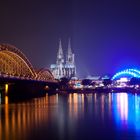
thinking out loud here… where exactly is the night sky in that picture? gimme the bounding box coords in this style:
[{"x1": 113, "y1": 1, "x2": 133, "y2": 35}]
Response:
[{"x1": 0, "y1": 0, "x2": 140, "y2": 78}]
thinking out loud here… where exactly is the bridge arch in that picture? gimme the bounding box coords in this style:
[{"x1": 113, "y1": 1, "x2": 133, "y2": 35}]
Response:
[
  {"x1": 112, "y1": 69, "x2": 140, "y2": 80},
  {"x1": 0, "y1": 44, "x2": 36, "y2": 78},
  {"x1": 36, "y1": 68, "x2": 55, "y2": 81}
]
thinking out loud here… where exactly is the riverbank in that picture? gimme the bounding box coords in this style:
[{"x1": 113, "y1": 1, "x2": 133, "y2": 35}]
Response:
[{"x1": 57, "y1": 87, "x2": 140, "y2": 94}]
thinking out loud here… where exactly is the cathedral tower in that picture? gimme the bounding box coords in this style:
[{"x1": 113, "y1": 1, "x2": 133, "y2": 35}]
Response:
[
  {"x1": 65, "y1": 38, "x2": 76, "y2": 78},
  {"x1": 57, "y1": 39, "x2": 64, "y2": 65},
  {"x1": 66, "y1": 38, "x2": 74, "y2": 65}
]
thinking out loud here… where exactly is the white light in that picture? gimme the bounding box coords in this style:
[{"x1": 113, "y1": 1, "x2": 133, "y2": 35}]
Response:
[{"x1": 120, "y1": 77, "x2": 129, "y2": 82}]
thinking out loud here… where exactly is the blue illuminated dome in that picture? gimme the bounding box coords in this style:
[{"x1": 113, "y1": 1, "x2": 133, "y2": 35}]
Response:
[{"x1": 112, "y1": 69, "x2": 140, "y2": 80}]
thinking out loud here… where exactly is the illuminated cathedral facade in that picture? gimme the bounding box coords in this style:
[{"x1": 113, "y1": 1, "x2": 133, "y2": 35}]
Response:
[{"x1": 50, "y1": 39, "x2": 76, "y2": 79}]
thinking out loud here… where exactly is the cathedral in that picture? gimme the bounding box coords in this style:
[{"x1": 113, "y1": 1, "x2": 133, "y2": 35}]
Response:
[{"x1": 50, "y1": 39, "x2": 76, "y2": 79}]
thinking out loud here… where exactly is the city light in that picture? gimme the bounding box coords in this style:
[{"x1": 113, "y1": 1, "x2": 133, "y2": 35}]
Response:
[
  {"x1": 112, "y1": 69, "x2": 140, "y2": 80},
  {"x1": 5, "y1": 84, "x2": 8, "y2": 95}
]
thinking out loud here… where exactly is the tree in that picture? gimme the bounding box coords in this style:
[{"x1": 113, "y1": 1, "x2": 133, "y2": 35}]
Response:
[
  {"x1": 81, "y1": 79, "x2": 92, "y2": 86},
  {"x1": 90, "y1": 81, "x2": 96, "y2": 87},
  {"x1": 103, "y1": 79, "x2": 112, "y2": 87},
  {"x1": 59, "y1": 77, "x2": 70, "y2": 90}
]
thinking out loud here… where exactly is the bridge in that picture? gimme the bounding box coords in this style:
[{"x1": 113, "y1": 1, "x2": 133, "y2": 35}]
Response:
[
  {"x1": 0, "y1": 44, "x2": 58, "y2": 99},
  {"x1": 0, "y1": 43, "x2": 56, "y2": 82}
]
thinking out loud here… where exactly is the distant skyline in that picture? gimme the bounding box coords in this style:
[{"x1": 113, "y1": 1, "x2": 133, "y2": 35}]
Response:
[{"x1": 0, "y1": 0, "x2": 140, "y2": 77}]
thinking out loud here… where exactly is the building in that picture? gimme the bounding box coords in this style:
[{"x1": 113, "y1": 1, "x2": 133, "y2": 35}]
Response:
[{"x1": 50, "y1": 39, "x2": 76, "y2": 79}]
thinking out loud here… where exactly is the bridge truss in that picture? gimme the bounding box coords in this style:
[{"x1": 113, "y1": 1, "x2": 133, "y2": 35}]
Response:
[{"x1": 0, "y1": 44, "x2": 55, "y2": 82}]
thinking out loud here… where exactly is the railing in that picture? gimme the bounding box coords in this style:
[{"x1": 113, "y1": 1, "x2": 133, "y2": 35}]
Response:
[{"x1": 0, "y1": 73, "x2": 57, "y2": 83}]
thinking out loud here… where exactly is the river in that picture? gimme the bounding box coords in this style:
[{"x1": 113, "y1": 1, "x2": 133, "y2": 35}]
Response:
[{"x1": 0, "y1": 92, "x2": 140, "y2": 140}]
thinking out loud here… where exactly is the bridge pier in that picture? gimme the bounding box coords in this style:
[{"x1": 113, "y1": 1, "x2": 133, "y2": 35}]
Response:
[
  {"x1": 0, "y1": 77, "x2": 59, "y2": 103},
  {"x1": 0, "y1": 79, "x2": 46, "y2": 102},
  {"x1": 8, "y1": 81, "x2": 47, "y2": 100}
]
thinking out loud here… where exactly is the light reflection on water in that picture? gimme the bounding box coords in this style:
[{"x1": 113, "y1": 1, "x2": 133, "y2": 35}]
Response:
[
  {"x1": 0, "y1": 93, "x2": 140, "y2": 140},
  {"x1": 116, "y1": 93, "x2": 128, "y2": 122}
]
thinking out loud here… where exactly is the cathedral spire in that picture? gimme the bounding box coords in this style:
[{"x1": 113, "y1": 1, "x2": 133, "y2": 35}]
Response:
[
  {"x1": 68, "y1": 38, "x2": 72, "y2": 56},
  {"x1": 57, "y1": 39, "x2": 64, "y2": 64},
  {"x1": 67, "y1": 38, "x2": 74, "y2": 64},
  {"x1": 57, "y1": 39, "x2": 63, "y2": 57}
]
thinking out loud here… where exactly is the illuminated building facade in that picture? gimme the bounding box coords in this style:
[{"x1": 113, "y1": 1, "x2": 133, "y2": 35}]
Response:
[{"x1": 50, "y1": 39, "x2": 76, "y2": 79}]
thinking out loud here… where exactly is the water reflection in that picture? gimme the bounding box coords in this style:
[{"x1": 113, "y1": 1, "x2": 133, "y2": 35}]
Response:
[
  {"x1": 68, "y1": 93, "x2": 85, "y2": 119},
  {"x1": 1, "y1": 93, "x2": 140, "y2": 139},
  {"x1": 117, "y1": 93, "x2": 128, "y2": 121},
  {"x1": 113, "y1": 93, "x2": 140, "y2": 132},
  {"x1": 0, "y1": 95, "x2": 50, "y2": 140}
]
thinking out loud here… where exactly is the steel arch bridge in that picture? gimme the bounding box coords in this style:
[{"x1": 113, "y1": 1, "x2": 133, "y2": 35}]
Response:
[
  {"x1": 36, "y1": 68, "x2": 55, "y2": 82},
  {"x1": 0, "y1": 44, "x2": 55, "y2": 82},
  {"x1": 112, "y1": 69, "x2": 140, "y2": 80}
]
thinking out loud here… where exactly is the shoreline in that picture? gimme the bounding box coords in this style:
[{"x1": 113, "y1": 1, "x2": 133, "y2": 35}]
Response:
[{"x1": 57, "y1": 87, "x2": 140, "y2": 94}]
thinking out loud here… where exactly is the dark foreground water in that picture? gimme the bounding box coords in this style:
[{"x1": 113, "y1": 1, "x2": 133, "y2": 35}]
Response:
[{"x1": 1, "y1": 93, "x2": 140, "y2": 140}]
